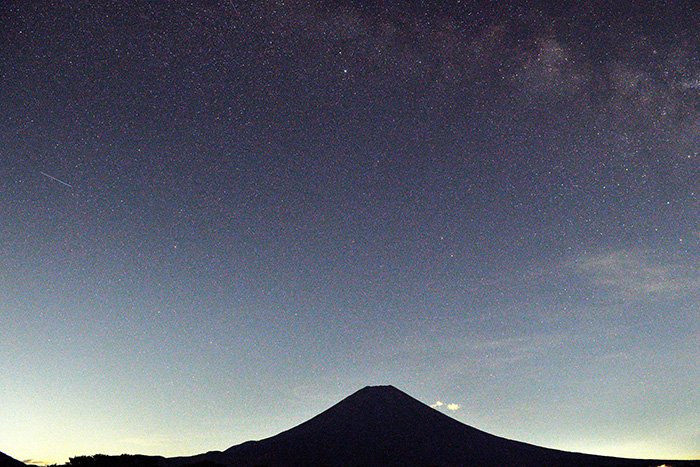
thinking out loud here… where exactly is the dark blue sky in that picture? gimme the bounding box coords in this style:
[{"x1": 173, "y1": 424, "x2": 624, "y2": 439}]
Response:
[{"x1": 1, "y1": 0, "x2": 698, "y2": 462}]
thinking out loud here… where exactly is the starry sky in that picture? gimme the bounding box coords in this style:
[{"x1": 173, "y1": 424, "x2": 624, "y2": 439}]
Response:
[{"x1": 1, "y1": 0, "x2": 699, "y2": 463}]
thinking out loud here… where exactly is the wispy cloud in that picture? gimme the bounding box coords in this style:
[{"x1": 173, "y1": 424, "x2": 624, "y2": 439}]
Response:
[
  {"x1": 571, "y1": 250, "x2": 699, "y2": 300},
  {"x1": 430, "y1": 400, "x2": 444, "y2": 409},
  {"x1": 446, "y1": 403, "x2": 461, "y2": 411}
]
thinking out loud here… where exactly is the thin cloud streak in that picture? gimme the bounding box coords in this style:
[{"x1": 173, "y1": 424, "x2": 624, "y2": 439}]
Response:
[{"x1": 571, "y1": 250, "x2": 700, "y2": 300}]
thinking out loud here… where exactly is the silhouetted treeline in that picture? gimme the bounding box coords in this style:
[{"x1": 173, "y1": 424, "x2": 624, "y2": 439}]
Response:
[
  {"x1": 42, "y1": 456, "x2": 226, "y2": 467},
  {"x1": 47, "y1": 455, "x2": 160, "y2": 467}
]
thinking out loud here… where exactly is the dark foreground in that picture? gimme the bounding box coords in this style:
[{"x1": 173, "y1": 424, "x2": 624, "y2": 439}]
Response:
[{"x1": 4, "y1": 386, "x2": 699, "y2": 467}]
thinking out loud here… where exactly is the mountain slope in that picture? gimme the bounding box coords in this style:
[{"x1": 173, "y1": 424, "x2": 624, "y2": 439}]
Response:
[
  {"x1": 170, "y1": 385, "x2": 698, "y2": 467},
  {"x1": 0, "y1": 452, "x2": 25, "y2": 467}
]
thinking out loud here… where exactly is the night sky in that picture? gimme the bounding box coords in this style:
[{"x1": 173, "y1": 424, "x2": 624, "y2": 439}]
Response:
[{"x1": 1, "y1": 0, "x2": 699, "y2": 463}]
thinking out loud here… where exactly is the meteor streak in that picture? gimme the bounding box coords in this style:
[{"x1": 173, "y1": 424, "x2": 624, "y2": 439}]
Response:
[{"x1": 40, "y1": 171, "x2": 73, "y2": 188}]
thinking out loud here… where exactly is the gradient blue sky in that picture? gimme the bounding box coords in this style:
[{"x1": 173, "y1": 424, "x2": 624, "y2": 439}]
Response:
[{"x1": 1, "y1": 0, "x2": 698, "y2": 463}]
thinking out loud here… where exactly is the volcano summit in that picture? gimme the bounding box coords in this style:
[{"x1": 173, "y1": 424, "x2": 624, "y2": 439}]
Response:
[{"x1": 165, "y1": 385, "x2": 698, "y2": 467}]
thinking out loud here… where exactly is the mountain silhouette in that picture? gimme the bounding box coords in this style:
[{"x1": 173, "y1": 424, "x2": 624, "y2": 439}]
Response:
[
  {"x1": 167, "y1": 385, "x2": 699, "y2": 467},
  {"x1": 0, "y1": 451, "x2": 25, "y2": 467}
]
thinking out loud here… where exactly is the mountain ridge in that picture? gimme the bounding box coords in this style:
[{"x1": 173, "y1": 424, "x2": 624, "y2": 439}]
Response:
[
  {"x1": 166, "y1": 385, "x2": 700, "y2": 467},
  {"x1": 0, "y1": 451, "x2": 25, "y2": 467},
  {"x1": 5, "y1": 387, "x2": 698, "y2": 467}
]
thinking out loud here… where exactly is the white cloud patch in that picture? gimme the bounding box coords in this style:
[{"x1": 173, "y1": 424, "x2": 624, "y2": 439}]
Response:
[{"x1": 431, "y1": 400, "x2": 461, "y2": 412}]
